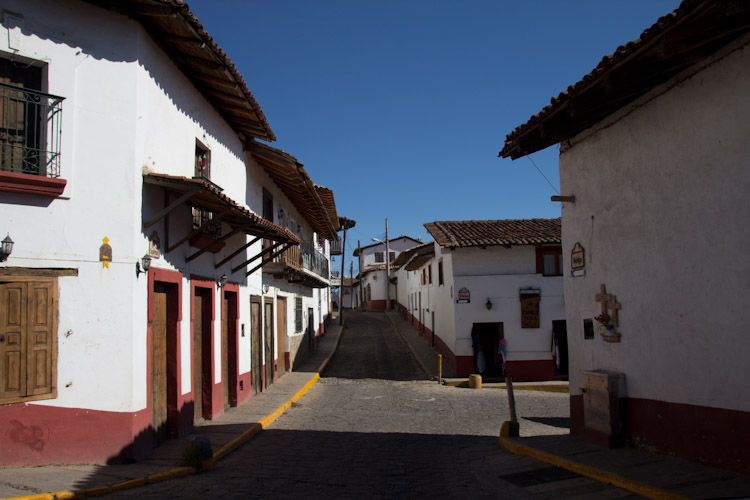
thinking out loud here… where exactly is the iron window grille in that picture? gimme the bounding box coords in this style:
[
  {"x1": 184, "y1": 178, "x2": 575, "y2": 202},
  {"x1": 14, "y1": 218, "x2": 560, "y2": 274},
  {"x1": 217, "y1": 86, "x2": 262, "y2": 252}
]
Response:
[{"x1": 0, "y1": 83, "x2": 64, "y2": 178}]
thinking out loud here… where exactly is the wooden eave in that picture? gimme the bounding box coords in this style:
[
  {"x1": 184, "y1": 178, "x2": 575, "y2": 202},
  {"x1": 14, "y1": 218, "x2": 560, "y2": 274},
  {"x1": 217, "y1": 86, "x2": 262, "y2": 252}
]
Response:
[
  {"x1": 84, "y1": 0, "x2": 276, "y2": 142},
  {"x1": 500, "y1": 0, "x2": 750, "y2": 159},
  {"x1": 248, "y1": 142, "x2": 339, "y2": 241},
  {"x1": 142, "y1": 172, "x2": 300, "y2": 245},
  {"x1": 315, "y1": 185, "x2": 341, "y2": 233}
]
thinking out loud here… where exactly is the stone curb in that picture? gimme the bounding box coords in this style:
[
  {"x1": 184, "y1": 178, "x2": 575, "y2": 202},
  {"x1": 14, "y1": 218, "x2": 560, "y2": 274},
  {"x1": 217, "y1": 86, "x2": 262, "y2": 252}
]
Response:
[
  {"x1": 498, "y1": 436, "x2": 691, "y2": 500},
  {"x1": 383, "y1": 310, "x2": 433, "y2": 380},
  {"x1": 444, "y1": 379, "x2": 569, "y2": 392},
  {"x1": 3, "y1": 327, "x2": 344, "y2": 500}
]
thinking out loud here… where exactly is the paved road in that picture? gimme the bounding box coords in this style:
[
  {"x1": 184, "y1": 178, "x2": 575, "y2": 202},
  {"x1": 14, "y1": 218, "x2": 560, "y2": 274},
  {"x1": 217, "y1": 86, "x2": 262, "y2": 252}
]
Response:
[{"x1": 102, "y1": 311, "x2": 641, "y2": 499}]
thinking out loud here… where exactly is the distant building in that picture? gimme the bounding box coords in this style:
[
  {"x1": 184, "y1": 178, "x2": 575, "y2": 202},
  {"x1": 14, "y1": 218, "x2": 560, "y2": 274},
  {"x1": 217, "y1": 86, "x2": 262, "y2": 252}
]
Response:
[
  {"x1": 353, "y1": 236, "x2": 421, "y2": 310},
  {"x1": 500, "y1": 0, "x2": 750, "y2": 473},
  {"x1": 394, "y1": 220, "x2": 566, "y2": 380}
]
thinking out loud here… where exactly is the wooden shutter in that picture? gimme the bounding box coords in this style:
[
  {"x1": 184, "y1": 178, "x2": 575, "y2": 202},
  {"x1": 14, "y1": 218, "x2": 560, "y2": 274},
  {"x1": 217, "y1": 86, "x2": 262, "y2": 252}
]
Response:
[{"x1": 0, "y1": 279, "x2": 56, "y2": 403}]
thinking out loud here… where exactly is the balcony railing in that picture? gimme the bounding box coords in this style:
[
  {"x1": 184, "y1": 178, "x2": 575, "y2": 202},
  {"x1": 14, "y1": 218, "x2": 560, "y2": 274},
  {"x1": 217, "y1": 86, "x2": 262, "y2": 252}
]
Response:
[
  {"x1": 0, "y1": 83, "x2": 64, "y2": 178},
  {"x1": 329, "y1": 240, "x2": 342, "y2": 255},
  {"x1": 301, "y1": 241, "x2": 329, "y2": 280},
  {"x1": 271, "y1": 242, "x2": 329, "y2": 281}
]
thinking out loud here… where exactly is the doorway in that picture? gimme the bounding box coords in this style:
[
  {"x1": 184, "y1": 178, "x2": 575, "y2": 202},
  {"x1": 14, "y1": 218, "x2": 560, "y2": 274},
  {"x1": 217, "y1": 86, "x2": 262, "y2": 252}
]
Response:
[
  {"x1": 152, "y1": 282, "x2": 178, "y2": 445},
  {"x1": 222, "y1": 290, "x2": 238, "y2": 408},
  {"x1": 192, "y1": 287, "x2": 212, "y2": 423},
  {"x1": 552, "y1": 320, "x2": 569, "y2": 376},
  {"x1": 276, "y1": 297, "x2": 287, "y2": 375},
  {"x1": 471, "y1": 322, "x2": 505, "y2": 379},
  {"x1": 250, "y1": 296, "x2": 262, "y2": 394},
  {"x1": 264, "y1": 298, "x2": 275, "y2": 388}
]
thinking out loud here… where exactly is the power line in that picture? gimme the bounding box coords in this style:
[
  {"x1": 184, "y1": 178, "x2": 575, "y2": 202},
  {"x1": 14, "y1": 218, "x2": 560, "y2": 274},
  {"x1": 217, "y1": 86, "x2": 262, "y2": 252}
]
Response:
[{"x1": 527, "y1": 155, "x2": 560, "y2": 195}]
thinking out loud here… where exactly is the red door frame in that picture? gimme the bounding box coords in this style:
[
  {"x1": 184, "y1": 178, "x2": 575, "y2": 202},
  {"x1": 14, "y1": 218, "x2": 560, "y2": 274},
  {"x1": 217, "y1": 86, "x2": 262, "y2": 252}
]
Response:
[
  {"x1": 221, "y1": 283, "x2": 241, "y2": 406},
  {"x1": 146, "y1": 268, "x2": 187, "y2": 441},
  {"x1": 190, "y1": 277, "x2": 219, "y2": 419}
]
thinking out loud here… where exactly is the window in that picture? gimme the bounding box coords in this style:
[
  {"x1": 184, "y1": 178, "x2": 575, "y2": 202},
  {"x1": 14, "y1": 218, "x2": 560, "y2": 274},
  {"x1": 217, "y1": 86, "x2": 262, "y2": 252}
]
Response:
[
  {"x1": 194, "y1": 141, "x2": 210, "y2": 180},
  {"x1": 438, "y1": 259, "x2": 444, "y2": 286},
  {"x1": 389, "y1": 251, "x2": 395, "y2": 262},
  {"x1": 191, "y1": 140, "x2": 220, "y2": 239},
  {"x1": 0, "y1": 278, "x2": 58, "y2": 403},
  {"x1": 536, "y1": 246, "x2": 563, "y2": 276},
  {"x1": 295, "y1": 297, "x2": 303, "y2": 332},
  {"x1": 427, "y1": 264, "x2": 432, "y2": 284},
  {"x1": 374, "y1": 252, "x2": 384, "y2": 263}
]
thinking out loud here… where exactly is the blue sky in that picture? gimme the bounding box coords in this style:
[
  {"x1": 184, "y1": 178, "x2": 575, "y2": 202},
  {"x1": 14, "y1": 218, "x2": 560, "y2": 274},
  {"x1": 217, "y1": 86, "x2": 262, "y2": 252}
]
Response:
[{"x1": 185, "y1": 0, "x2": 679, "y2": 275}]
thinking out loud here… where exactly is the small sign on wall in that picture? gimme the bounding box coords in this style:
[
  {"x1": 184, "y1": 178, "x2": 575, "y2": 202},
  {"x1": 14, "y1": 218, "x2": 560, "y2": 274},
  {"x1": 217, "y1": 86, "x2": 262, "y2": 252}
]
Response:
[
  {"x1": 149, "y1": 231, "x2": 161, "y2": 259},
  {"x1": 99, "y1": 237, "x2": 112, "y2": 268},
  {"x1": 520, "y1": 288, "x2": 541, "y2": 328},
  {"x1": 456, "y1": 287, "x2": 470, "y2": 303},
  {"x1": 571, "y1": 242, "x2": 585, "y2": 277}
]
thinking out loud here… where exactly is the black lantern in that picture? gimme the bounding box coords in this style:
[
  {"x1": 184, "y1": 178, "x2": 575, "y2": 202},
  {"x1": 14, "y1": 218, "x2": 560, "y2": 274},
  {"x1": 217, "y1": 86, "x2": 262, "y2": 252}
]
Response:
[
  {"x1": 485, "y1": 298, "x2": 493, "y2": 310},
  {"x1": 217, "y1": 274, "x2": 228, "y2": 288},
  {"x1": 136, "y1": 254, "x2": 152, "y2": 277},
  {"x1": 0, "y1": 234, "x2": 13, "y2": 262}
]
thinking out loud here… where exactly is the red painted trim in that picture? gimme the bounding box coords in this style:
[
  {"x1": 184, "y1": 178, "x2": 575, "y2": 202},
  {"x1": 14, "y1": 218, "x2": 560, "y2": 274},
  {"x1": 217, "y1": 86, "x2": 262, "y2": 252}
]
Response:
[
  {"x1": 0, "y1": 405, "x2": 148, "y2": 467},
  {"x1": 0, "y1": 171, "x2": 67, "y2": 197},
  {"x1": 364, "y1": 299, "x2": 387, "y2": 310},
  {"x1": 236, "y1": 371, "x2": 252, "y2": 405},
  {"x1": 456, "y1": 356, "x2": 475, "y2": 377},
  {"x1": 504, "y1": 359, "x2": 555, "y2": 382},
  {"x1": 628, "y1": 398, "x2": 750, "y2": 474}
]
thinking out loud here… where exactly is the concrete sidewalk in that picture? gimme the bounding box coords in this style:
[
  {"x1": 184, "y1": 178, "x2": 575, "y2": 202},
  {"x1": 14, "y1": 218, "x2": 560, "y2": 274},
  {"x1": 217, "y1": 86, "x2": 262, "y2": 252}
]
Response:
[{"x1": 0, "y1": 323, "x2": 343, "y2": 500}]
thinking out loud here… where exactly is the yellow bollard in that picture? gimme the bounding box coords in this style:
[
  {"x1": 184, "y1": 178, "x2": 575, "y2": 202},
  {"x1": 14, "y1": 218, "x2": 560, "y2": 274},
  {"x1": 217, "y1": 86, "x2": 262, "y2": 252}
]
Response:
[
  {"x1": 469, "y1": 374, "x2": 482, "y2": 389},
  {"x1": 438, "y1": 354, "x2": 442, "y2": 384}
]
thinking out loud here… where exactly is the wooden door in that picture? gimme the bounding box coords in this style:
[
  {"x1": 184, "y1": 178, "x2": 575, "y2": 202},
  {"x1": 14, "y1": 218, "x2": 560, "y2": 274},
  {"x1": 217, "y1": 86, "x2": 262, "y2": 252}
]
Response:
[
  {"x1": 264, "y1": 300, "x2": 274, "y2": 387},
  {"x1": 251, "y1": 298, "x2": 262, "y2": 394},
  {"x1": 152, "y1": 283, "x2": 169, "y2": 445},
  {"x1": 0, "y1": 280, "x2": 56, "y2": 403},
  {"x1": 193, "y1": 289, "x2": 206, "y2": 423},
  {"x1": 223, "y1": 291, "x2": 238, "y2": 407},
  {"x1": 276, "y1": 297, "x2": 286, "y2": 375}
]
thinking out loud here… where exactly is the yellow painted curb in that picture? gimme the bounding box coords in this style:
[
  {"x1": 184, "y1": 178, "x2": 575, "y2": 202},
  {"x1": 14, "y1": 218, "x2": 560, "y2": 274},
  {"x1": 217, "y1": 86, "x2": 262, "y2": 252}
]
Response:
[
  {"x1": 3, "y1": 493, "x2": 75, "y2": 500},
  {"x1": 498, "y1": 436, "x2": 691, "y2": 500},
  {"x1": 109, "y1": 476, "x2": 149, "y2": 491}
]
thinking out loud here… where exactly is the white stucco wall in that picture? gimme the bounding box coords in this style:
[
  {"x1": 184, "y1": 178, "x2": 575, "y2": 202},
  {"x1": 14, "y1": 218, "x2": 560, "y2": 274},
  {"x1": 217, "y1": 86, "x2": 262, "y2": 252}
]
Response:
[
  {"x1": 451, "y1": 246, "x2": 564, "y2": 359},
  {"x1": 559, "y1": 33, "x2": 750, "y2": 411},
  {"x1": 1, "y1": 0, "x2": 335, "y2": 416}
]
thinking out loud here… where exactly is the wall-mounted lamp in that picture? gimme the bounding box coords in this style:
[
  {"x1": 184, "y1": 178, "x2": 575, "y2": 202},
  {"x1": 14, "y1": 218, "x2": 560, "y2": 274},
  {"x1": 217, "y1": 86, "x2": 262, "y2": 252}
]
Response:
[
  {"x1": 296, "y1": 224, "x2": 301, "y2": 233},
  {"x1": 262, "y1": 283, "x2": 270, "y2": 294},
  {"x1": 217, "y1": 274, "x2": 228, "y2": 288},
  {"x1": 135, "y1": 254, "x2": 151, "y2": 277},
  {"x1": 278, "y1": 207, "x2": 285, "y2": 221},
  {"x1": 485, "y1": 298, "x2": 493, "y2": 311},
  {"x1": 0, "y1": 234, "x2": 14, "y2": 262}
]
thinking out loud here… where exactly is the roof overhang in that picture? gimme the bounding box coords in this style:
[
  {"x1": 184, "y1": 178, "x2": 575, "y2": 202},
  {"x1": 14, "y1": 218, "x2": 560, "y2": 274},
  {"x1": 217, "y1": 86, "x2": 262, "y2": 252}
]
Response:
[
  {"x1": 85, "y1": 0, "x2": 275, "y2": 142},
  {"x1": 500, "y1": 0, "x2": 750, "y2": 159},
  {"x1": 142, "y1": 173, "x2": 300, "y2": 274},
  {"x1": 249, "y1": 142, "x2": 339, "y2": 241}
]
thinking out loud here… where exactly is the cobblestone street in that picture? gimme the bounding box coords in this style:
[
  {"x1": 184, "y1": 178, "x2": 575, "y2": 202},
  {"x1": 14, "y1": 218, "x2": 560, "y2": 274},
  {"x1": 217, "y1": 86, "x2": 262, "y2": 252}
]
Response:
[{"x1": 101, "y1": 311, "x2": 640, "y2": 499}]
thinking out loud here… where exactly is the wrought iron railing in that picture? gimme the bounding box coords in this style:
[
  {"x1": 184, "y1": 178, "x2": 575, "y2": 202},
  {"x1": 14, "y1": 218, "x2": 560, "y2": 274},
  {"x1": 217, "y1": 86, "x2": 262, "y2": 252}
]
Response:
[
  {"x1": 301, "y1": 241, "x2": 329, "y2": 280},
  {"x1": 192, "y1": 208, "x2": 222, "y2": 239},
  {"x1": 0, "y1": 83, "x2": 64, "y2": 177}
]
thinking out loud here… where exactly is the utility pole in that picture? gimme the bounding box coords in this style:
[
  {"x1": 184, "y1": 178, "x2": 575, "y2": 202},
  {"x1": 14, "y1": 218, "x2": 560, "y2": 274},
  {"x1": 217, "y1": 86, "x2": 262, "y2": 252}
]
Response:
[
  {"x1": 350, "y1": 260, "x2": 354, "y2": 310},
  {"x1": 357, "y1": 240, "x2": 362, "y2": 306},
  {"x1": 385, "y1": 218, "x2": 390, "y2": 311},
  {"x1": 339, "y1": 223, "x2": 347, "y2": 326},
  {"x1": 338, "y1": 217, "x2": 355, "y2": 326}
]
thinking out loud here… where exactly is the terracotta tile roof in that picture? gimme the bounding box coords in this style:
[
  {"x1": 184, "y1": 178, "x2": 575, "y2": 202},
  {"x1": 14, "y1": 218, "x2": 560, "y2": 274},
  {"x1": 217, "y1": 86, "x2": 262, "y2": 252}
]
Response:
[
  {"x1": 249, "y1": 142, "x2": 339, "y2": 241},
  {"x1": 500, "y1": 0, "x2": 750, "y2": 159},
  {"x1": 85, "y1": 0, "x2": 275, "y2": 142},
  {"x1": 353, "y1": 236, "x2": 422, "y2": 256},
  {"x1": 142, "y1": 172, "x2": 301, "y2": 244},
  {"x1": 392, "y1": 242, "x2": 434, "y2": 269},
  {"x1": 424, "y1": 219, "x2": 560, "y2": 248}
]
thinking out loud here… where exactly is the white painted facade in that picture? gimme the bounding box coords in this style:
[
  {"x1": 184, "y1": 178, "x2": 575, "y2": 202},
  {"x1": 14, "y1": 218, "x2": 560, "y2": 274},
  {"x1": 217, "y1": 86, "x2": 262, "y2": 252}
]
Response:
[
  {"x1": 356, "y1": 236, "x2": 421, "y2": 309},
  {"x1": 396, "y1": 241, "x2": 565, "y2": 378},
  {"x1": 0, "y1": 0, "x2": 335, "y2": 466},
  {"x1": 559, "y1": 32, "x2": 750, "y2": 413}
]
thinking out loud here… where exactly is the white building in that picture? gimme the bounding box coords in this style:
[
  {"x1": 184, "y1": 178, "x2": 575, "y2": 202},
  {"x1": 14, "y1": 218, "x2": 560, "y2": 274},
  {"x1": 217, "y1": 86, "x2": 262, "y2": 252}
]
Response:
[
  {"x1": 500, "y1": 0, "x2": 750, "y2": 473},
  {"x1": 394, "y1": 220, "x2": 565, "y2": 380},
  {"x1": 0, "y1": 0, "x2": 338, "y2": 466},
  {"x1": 353, "y1": 236, "x2": 421, "y2": 310}
]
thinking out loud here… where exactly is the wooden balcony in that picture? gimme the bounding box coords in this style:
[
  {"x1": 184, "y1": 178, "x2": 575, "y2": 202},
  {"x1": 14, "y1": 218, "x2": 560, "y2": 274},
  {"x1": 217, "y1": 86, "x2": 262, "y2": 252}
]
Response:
[
  {"x1": 263, "y1": 243, "x2": 330, "y2": 288},
  {"x1": 330, "y1": 240, "x2": 342, "y2": 255}
]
